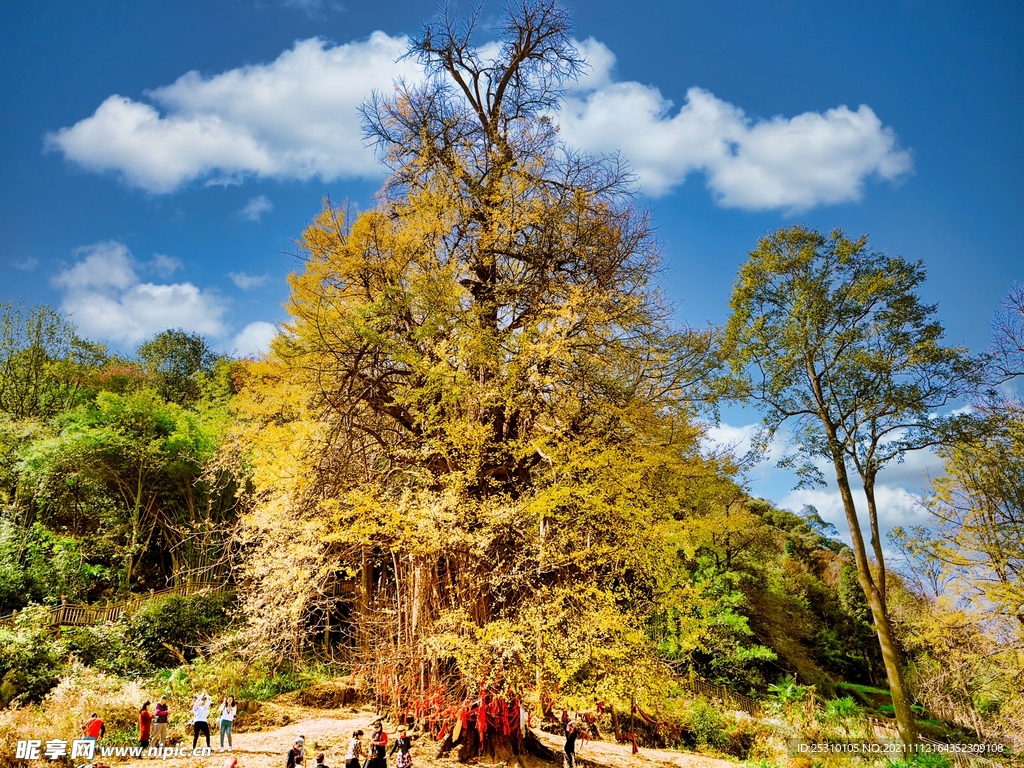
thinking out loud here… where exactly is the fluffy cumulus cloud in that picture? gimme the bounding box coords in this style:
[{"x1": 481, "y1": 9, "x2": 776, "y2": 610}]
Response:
[
  {"x1": 239, "y1": 195, "x2": 273, "y2": 222},
  {"x1": 52, "y1": 241, "x2": 228, "y2": 346},
  {"x1": 46, "y1": 33, "x2": 911, "y2": 210},
  {"x1": 231, "y1": 321, "x2": 277, "y2": 357},
  {"x1": 45, "y1": 34, "x2": 418, "y2": 194},
  {"x1": 561, "y1": 41, "x2": 912, "y2": 207}
]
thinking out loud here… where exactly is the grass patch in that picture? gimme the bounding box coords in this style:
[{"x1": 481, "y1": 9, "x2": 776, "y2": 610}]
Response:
[{"x1": 835, "y1": 682, "x2": 891, "y2": 697}]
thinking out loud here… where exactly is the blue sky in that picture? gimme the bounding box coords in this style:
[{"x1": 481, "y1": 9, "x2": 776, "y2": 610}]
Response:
[{"x1": 1, "y1": 0, "x2": 1022, "y2": 526}]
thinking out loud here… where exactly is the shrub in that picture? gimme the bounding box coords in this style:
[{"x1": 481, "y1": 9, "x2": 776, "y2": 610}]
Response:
[
  {"x1": 889, "y1": 754, "x2": 953, "y2": 768},
  {"x1": 0, "y1": 665, "x2": 154, "y2": 766},
  {"x1": 687, "y1": 698, "x2": 726, "y2": 750},
  {"x1": 124, "y1": 592, "x2": 234, "y2": 668},
  {"x1": 62, "y1": 623, "x2": 143, "y2": 676},
  {"x1": 822, "y1": 695, "x2": 859, "y2": 722},
  {"x1": 0, "y1": 606, "x2": 64, "y2": 704}
]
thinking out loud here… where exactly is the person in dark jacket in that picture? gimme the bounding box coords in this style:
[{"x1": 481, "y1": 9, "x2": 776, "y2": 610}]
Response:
[
  {"x1": 286, "y1": 738, "x2": 305, "y2": 768},
  {"x1": 388, "y1": 726, "x2": 413, "y2": 768},
  {"x1": 564, "y1": 721, "x2": 579, "y2": 768},
  {"x1": 366, "y1": 722, "x2": 387, "y2": 768},
  {"x1": 153, "y1": 696, "x2": 170, "y2": 748}
]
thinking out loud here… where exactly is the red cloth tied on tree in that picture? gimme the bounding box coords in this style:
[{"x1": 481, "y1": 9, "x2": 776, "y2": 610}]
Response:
[{"x1": 475, "y1": 691, "x2": 487, "y2": 744}]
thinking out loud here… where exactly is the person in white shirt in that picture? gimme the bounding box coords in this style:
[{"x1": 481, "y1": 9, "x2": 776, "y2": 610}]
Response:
[
  {"x1": 219, "y1": 696, "x2": 237, "y2": 752},
  {"x1": 192, "y1": 692, "x2": 212, "y2": 750},
  {"x1": 344, "y1": 730, "x2": 365, "y2": 768}
]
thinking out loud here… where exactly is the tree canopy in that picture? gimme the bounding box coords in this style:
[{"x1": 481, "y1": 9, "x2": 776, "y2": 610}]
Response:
[{"x1": 725, "y1": 225, "x2": 981, "y2": 744}]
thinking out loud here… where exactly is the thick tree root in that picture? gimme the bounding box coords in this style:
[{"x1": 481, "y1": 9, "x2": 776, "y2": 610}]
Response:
[{"x1": 437, "y1": 725, "x2": 558, "y2": 764}]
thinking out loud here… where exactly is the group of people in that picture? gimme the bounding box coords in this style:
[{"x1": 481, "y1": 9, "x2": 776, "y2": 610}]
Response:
[
  {"x1": 187, "y1": 692, "x2": 237, "y2": 751},
  {"x1": 285, "y1": 722, "x2": 413, "y2": 768},
  {"x1": 132, "y1": 692, "x2": 237, "y2": 751},
  {"x1": 341, "y1": 721, "x2": 414, "y2": 768},
  {"x1": 90, "y1": 701, "x2": 580, "y2": 768}
]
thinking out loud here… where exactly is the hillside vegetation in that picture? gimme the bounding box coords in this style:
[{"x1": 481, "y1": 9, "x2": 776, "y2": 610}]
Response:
[{"x1": 1, "y1": 2, "x2": 1023, "y2": 765}]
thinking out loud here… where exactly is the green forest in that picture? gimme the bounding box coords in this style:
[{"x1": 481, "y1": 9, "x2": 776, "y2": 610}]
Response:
[{"x1": 1, "y1": 3, "x2": 1022, "y2": 766}]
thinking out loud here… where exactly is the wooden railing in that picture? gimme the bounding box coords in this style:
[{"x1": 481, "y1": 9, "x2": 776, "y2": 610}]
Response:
[
  {"x1": 681, "y1": 674, "x2": 762, "y2": 716},
  {"x1": 0, "y1": 582, "x2": 233, "y2": 629}
]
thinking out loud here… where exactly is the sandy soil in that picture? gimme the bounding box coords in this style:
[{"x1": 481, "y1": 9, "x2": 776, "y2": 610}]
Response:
[{"x1": 113, "y1": 702, "x2": 735, "y2": 768}]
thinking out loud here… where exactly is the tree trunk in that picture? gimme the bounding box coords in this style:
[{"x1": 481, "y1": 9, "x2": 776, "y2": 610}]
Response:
[
  {"x1": 359, "y1": 547, "x2": 374, "y2": 650},
  {"x1": 832, "y1": 455, "x2": 918, "y2": 745},
  {"x1": 862, "y1": 476, "x2": 887, "y2": 601},
  {"x1": 439, "y1": 722, "x2": 556, "y2": 764}
]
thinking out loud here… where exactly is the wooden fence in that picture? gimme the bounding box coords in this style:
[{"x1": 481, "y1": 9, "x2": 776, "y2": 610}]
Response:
[
  {"x1": 681, "y1": 674, "x2": 762, "y2": 716},
  {"x1": 0, "y1": 582, "x2": 233, "y2": 629}
]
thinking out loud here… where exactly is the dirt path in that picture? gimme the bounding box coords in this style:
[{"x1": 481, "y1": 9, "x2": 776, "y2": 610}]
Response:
[{"x1": 116, "y1": 702, "x2": 735, "y2": 768}]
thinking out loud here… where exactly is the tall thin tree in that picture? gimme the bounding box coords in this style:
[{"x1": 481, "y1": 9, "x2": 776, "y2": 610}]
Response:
[{"x1": 725, "y1": 225, "x2": 980, "y2": 744}]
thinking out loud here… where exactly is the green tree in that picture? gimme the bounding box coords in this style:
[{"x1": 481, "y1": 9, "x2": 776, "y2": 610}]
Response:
[
  {"x1": 136, "y1": 329, "x2": 217, "y2": 406},
  {"x1": 724, "y1": 226, "x2": 980, "y2": 744},
  {"x1": 17, "y1": 390, "x2": 235, "y2": 591},
  {"x1": 0, "y1": 302, "x2": 103, "y2": 419}
]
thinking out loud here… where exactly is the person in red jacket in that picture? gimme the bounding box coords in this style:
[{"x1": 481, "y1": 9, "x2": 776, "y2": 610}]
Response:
[
  {"x1": 82, "y1": 713, "x2": 105, "y2": 742},
  {"x1": 139, "y1": 702, "x2": 153, "y2": 749}
]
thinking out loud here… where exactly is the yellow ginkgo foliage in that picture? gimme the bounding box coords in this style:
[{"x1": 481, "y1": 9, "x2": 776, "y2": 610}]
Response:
[{"x1": 229, "y1": 0, "x2": 724, "y2": 739}]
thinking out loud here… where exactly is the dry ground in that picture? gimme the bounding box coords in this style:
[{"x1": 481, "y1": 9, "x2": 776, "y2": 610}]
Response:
[{"x1": 114, "y1": 699, "x2": 736, "y2": 768}]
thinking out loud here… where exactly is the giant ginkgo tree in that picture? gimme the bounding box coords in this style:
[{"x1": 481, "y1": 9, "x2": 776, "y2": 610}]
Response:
[
  {"x1": 725, "y1": 226, "x2": 980, "y2": 745},
  {"x1": 233, "y1": 0, "x2": 720, "y2": 760}
]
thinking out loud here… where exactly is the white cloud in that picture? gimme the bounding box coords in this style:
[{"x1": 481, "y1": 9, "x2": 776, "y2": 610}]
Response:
[
  {"x1": 46, "y1": 33, "x2": 911, "y2": 211},
  {"x1": 702, "y1": 420, "x2": 787, "y2": 465},
  {"x1": 560, "y1": 44, "x2": 912, "y2": 207},
  {"x1": 712, "y1": 418, "x2": 944, "y2": 549},
  {"x1": 150, "y1": 253, "x2": 182, "y2": 277},
  {"x1": 232, "y1": 321, "x2": 277, "y2": 357},
  {"x1": 779, "y1": 484, "x2": 930, "y2": 542},
  {"x1": 239, "y1": 195, "x2": 273, "y2": 222},
  {"x1": 52, "y1": 241, "x2": 228, "y2": 346},
  {"x1": 45, "y1": 34, "x2": 418, "y2": 194},
  {"x1": 13, "y1": 257, "x2": 39, "y2": 272},
  {"x1": 228, "y1": 271, "x2": 269, "y2": 290}
]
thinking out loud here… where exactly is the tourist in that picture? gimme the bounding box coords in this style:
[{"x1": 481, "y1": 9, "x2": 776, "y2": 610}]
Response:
[
  {"x1": 388, "y1": 726, "x2": 413, "y2": 768},
  {"x1": 193, "y1": 692, "x2": 212, "y2": 750},
  {"x1": 286, "y1": 738, "x2": 304, "y2": 768},
  {"x1": 139, "y1": 701, "x2": 153, "y2": 749},
  {"x1": 367, "y1": 722, "x2": 387, "y2": 768},
  {"x1": 81, "y1": 713, "x2": 105, "y2": 743},
  {"x1": 343, "y1": 730, "x2": 364, "y2": 768},
  {"x1": 563, "y1": 721, "x2": 579, "y2": 768},
  {"x1": 219, "y1": 696, "x2": 237, "y2": 752},
  {"x1": 314, "y1": 752, "x2": 328, "y2": 768},
  {"x1": 153, "y1": 696, "x2": 170, "y2": 747}
]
